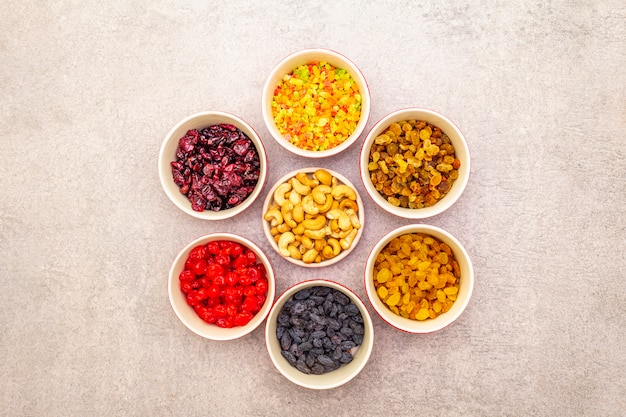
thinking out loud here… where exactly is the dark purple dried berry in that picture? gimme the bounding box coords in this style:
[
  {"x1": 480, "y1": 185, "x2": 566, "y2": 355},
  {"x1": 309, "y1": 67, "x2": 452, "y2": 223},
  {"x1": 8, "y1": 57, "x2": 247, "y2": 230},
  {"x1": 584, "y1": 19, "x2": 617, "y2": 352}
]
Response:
[
  {"x1": 295, "y1": 358, "x2": 311, "y2": 374},
  {"x1": 281, "y1": 350, "x2": 297, "y2": 366},
  {"x1": 280, "y1": 331, "x2": 292, "y2": 351},
  {"x1": 317, "y1": 355, "x2": 335, "y2": 367},
  {"x1": 311, "y1": 364, "x2": 325, "y2": 375},
  {"x1": 339, "y1": 352, "x2": 354, "y2": 364}
]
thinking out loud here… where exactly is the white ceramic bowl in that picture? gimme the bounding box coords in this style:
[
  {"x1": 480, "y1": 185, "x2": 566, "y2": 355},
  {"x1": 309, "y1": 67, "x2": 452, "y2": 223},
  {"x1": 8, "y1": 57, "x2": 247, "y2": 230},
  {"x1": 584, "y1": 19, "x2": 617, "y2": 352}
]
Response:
[
  {"x1": 261, "y1": 167, "x2": 364, "y2": 268},
  {"x1": 364, "y1": 224, "x2": 473, "y2": 333},
  {"x1": 262, "y1": 48, "x2": 371, "y2": 158},
  {"x1": 359, "y1": 108, "x2": 470, "y2": 219},
  {"x1": 158, "y1": 111, "x2": 268, "y2": 220},
  {"x1": 168, "y1": 233, "x2": 276, "y2": 341},
  {"x1": 265, "y1": 280, "x2": 374, "y2": 389}
]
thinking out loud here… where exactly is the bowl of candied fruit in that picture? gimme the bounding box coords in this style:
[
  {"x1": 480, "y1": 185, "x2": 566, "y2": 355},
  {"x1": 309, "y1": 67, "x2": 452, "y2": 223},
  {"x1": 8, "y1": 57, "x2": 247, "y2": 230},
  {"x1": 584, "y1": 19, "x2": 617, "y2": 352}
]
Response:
[
  {"x1": 359, "y1": 108, "x2": 470, "y2": 219},
  {"x1": 261, "y1": 167, "x2": 364, "y2": 268},
  {"x1": 262, "y1": 48, "x2": 371, "y2": 158},
  {"x1": 158, "y1": 111, "x2": 268, "y2": 220},
  {"x1": 364, "y1": 224, "x2": 474, "y2": 333},
  {"x1": 265, "y1": 279, "x2": 374, "y2": 389},
  {"x1": 168, "y1": 233, "x2": 276, "y2": 341}
]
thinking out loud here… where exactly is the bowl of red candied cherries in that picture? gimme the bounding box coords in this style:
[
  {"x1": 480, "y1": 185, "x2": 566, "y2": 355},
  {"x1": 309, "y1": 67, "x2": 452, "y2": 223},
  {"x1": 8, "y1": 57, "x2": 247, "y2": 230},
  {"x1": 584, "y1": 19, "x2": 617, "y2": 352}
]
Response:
[
  {"x1": 168, "y1": 233, "x2": 276, "y2": 341},
  {"x1": 158, "y1": 111, "x2": 268, "y2": 220}
]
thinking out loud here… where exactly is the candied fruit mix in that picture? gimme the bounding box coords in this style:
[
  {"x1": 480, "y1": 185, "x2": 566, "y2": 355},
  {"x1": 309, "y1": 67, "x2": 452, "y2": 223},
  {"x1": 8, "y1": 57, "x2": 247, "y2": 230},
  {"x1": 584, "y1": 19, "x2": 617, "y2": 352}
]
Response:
[
  {"x1": 373, "y1": 233, "x2": 461, "y2": 321},
  {"x1": 367, "y1": 120, "x2": 461, "y2": 209},
  {"x1": 271, "y1": 61, "x2": 362, "y2": 151},
  {"x1": 171, "y1": 124, "x2": 261, "y2": 212}
]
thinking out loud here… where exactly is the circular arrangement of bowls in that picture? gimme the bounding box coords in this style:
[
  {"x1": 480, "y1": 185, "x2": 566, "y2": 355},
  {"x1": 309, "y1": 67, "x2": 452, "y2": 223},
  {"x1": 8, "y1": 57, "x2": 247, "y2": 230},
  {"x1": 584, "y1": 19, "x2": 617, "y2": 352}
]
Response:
[
  {"x1": 265, "y1": 279, "x2": 374, "y2": 389},
  {"x1": 261, "y1": 167, "x2": 365, "y2": 268},
  {"x1": 364, "y1": 224, "x2": 473, "y2": 333},
  {"x1": 158, "y1": 111, "x2": 268, "y2": 220},
  {"x1": 262, "y1": 48, "x2": 371, "y2": 158},
  {"x1": 168, "y1": 233, "x2": 276, "y2": 341},
  {"x1": 359, "y1": 107, "x2": 470, "y2": 219}
]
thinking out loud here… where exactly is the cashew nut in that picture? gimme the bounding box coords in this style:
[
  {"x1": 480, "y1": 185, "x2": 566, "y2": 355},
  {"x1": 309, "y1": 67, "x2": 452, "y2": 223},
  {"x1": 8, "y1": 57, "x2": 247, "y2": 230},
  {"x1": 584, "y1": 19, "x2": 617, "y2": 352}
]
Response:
[
  {"x1": 314, "y1": 169, "x2": 333, "y2": 186},
  {"x1": 296, "y1": 172, "x2": 319, "y2": 188},
  {"x1": 292, "y1": 203, "x2": 305, "y2": 223},
  {"x1": 327, "y1": 238, "x2": 341, "y2": 256},
  {"x1": 288, "y1": 190, "x2": 301, "y2": 205},
  {"x1": 287, "y1": 245, "x2": 302, "y2": 260},
  {"x1": 326, "y1": 208, "x2": 352, "y2": 231},
  {"x1": 280, "y1": 202, "x2": 297, "y2": 228},
  {"x1": 331, "y1": 184, "x2": 357, "y2": 201},
  {"x1": 264, "y1": 209, "x2": 283, "y2": 227},
  {"x1": 314, "y1": 238, "x2": 326, "y2": 252},
  {"x1": 291, "y1": 223, "x2": 306, "y2": 236},
  {"x1": 301, "y1": 195, "x2": 319, "y2": 215},
  {"x1": 339, "y1": 228, "x2": 358, "y2": 250},
  {"x1": 304, "y1": 228, "x2": 326, "y2": 240},
  {"x1": 278, "y1": 232, "x2": 295, "y2": 256},
  {"x1": 312, "y1": 185, "x2": 332, "y2": 204},
  {"x1": 302, "y1": 215, "x2": 326, "y2": 230},
  {"x1": 273, "y1": 182, "x2": 292, "y2": 206},
  {"x1": 290, "y1": 177, "x2": 311, "y2": 196},
  {"x1": 316, "y1": 194, "x2": 333, "y2": 213},
  {"x1": 302, "y1": 248, "x2": 319, "y2": 264},
  {"x1": 322, "y1": 245, "x2": 335, "y2": 259},
  {"x1": 277, "y1": 223, "x2": 292, "y2": 234},
  {"x1": 300, "y1": 235, "x2": 314, "y2": 250},
  {"x1": 339, "y1": 198, "x2": 359, "y2": 212},
  {"x1": 345, "y1": 208, "x2": 361, "y2": 229}
]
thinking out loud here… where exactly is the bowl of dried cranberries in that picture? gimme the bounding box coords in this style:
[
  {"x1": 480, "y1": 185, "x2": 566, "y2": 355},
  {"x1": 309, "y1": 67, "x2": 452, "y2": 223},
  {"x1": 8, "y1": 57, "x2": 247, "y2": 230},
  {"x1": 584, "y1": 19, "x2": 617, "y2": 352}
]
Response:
[
  {"x1": 168, "y1": 233, "x2": 276, "y2": 340},
  {"x1": 262, "y1": 48, "x2": 371, "y2": 158},
  {"x1": 159, "y1": 111, "x2": 268, "y2": 220},
  {"x1": 265, "y1": 279, "x2": 374, "y2": 389},
  {"x1": 364, "y1": 224, "x2": 474, "y2": 333},
  {"x1": 359, "y1": 108, "x2": 470, "y2": 219}
]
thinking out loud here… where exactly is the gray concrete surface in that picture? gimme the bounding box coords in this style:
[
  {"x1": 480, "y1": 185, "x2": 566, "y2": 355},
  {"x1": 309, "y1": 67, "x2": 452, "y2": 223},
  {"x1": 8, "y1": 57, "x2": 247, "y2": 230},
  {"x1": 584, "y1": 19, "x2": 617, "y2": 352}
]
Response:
[{"x1": 1, "y1": 1, "x2": 625, "y2": 416}]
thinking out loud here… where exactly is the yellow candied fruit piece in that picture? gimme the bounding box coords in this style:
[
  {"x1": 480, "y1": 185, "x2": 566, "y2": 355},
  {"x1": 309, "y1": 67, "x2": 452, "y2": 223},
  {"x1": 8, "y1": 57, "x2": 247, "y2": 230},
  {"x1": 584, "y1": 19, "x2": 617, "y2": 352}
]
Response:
[
  {"x1": 429, "y1": 309, "x2": 437, "y2": 319},
  {"x1": 386, "y1": 292, "x2": 401, "y2": 306},
  {"x1": 417, "y1": 261, "x2": 431, "y2": 271},
  {"x1": 432, "y1": 300, "x2": 442, "y2": 313},
  {"x1": 417, "y1": 281, "x2": 432, "y2": 291},
  {"x1": 427, "y1": 273, "x2": 439, "y2": 286},
  {"x1": 377, "y1": 286, "x2": 388, "y2": 299},
  {"x1": 436, "y1": 290, "x2": 446, "y2": 303},
  {"x1": 419, "y1": 299, "x2": 429, "y2": 310},
  {"x1": 443, "y1": 286, "x2": 458, "y2": 296},
  {"x1": 389, "y1": 305, "x2": 399, "y2": 315},
  {"x1": 402, "y1": 292, "x2": 410, "y2": 305},
  {"x1": 376, "y1": 268, "x2": 392, "y2": 283},
  {"x1": 416, "y1": 308, "x2": 430, "y2": 320}
]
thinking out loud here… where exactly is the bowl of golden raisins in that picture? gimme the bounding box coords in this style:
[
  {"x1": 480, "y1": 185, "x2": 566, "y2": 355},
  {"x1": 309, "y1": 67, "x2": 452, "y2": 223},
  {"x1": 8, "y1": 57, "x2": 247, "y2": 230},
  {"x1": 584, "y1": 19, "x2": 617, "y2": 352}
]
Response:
[
  {"x1": 359, "y1": 108, "x2": 470, "y2": 219},
  {"x1": 364, "y1": 224, "x2": 474, "y2": 333}
]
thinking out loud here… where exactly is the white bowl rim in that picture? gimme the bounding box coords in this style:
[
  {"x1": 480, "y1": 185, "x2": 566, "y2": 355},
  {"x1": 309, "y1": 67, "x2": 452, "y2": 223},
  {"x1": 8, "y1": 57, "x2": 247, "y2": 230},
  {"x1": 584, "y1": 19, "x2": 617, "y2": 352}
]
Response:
[
  {"x1": 261, "y1": 48, "x2": 371, "y2": 158},
  {"x1": 265, "y1": 279, "x2": 374, "y2": 389},
  {"x1": 261, "y1": 167, "x2": 365, "y2": 268},
  {"x1": 363, "y1": 224, "x2": 474, "y2": 334},
  {"x1": 168, "y1": 232, "x2": 276, "y2": 341},
  {"x1": 158, "y1": 110, "x2": 268, "y2": 220},
  {"x1": 359, "y1": 107, "x2": 470, "y2": 219}
]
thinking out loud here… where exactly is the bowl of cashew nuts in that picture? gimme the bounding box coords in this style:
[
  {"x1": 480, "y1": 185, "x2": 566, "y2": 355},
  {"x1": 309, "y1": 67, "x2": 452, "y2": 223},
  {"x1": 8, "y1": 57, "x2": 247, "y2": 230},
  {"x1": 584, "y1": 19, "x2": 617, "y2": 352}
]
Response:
[{"x1": 262, "y1": 167, "x2": 364, "y2": 267}]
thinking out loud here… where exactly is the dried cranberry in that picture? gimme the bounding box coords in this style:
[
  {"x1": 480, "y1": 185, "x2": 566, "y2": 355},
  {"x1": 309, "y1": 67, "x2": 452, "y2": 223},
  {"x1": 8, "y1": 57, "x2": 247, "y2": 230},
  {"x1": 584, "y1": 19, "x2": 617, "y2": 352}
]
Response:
[{"x1": 171, "y1": 124, "x2": 261, "y2": 212}]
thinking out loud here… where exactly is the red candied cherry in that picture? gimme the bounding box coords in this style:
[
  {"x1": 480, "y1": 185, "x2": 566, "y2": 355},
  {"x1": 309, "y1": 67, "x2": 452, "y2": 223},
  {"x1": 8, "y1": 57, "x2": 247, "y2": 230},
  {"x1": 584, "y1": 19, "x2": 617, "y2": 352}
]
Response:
[
  {"x1": 190, "y1": 259, "x2": 207, "y2": 275},
  {"x1": 180, "y1": 281, "x2": 193, "y2": 294},
  {"x1": 224, "y1": 242, "x2": 244, "y2": 257},
  {"x1": 225, "y1": 271, "x2": 239, "y2": 287},
  {"x1": 213, "y1": 275, "x2": 226, "y2": 286},
  {"x1": 188, "y1": 244, "x2": 208, "y2": 260},
  {"x1": 206, "y1": 297, "x2": 220, "y2": 308},
  {"x1": 195, "y1": 287, "x2": 210, "y2": 301},
  {"x1": 214, "y1": 253, "x2": 231, "y2": 267},
  {"x1": 179, "y1": 270, "x2": 195, "y2": 282},
  {"x1": 242, "y1": 295, "x2": 260, "y2": 313},
  {"x1": 199, "y1": 307, "x2": 217, "y2": 324},
  {"x1": 243, "y1": 285, "x2": 257, "y2": 298},
  {"x1": 206, "y1": 263, "x2": 225, "y2": 277},
  {"x1": 232, "y1": 254, "x2": 249, "y2": 270},
  {"x1": 225, "y1": 303, "x2": 238, "y2": 318},
  {"x1": 224, "y1": 287, "x2": 242, "y2": 304},
  {"x1": 233, "y1": 312, "x2": 254, "y2": 326},
  {"x1": 186, "y1": 291, "x2": 201, "y2": 307},
  {"x1": 245, "y1": 250, "x2": 257, "y2": 264},
  {"x1": 206, "y1": 241, "x2": 221, "y2": 255},
  {"x1": 238, "y1": 273, "x2": 252, "y2": 287},
  {"x1": 215, "y1": 317, "x2": 234, "y2": 328},
  {"x1": 213, "y1": 304, "x2": 227, "y2": 318},
  {"x1": 207, "y1": 284, "x2": 221, "y2": 298},
  {"x1": 255, "y1": 278, "x2": 268, "y2": 295},
  {"x1": 199, "y1": 277, "x2": 211, "y2": 288}
]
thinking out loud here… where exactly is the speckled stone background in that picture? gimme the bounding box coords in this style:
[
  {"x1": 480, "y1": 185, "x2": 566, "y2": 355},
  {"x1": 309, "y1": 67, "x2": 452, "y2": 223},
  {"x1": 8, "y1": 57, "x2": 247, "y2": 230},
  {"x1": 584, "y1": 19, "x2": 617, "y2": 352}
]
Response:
[{"x1": 1, "y1": 1, "x2": 625, "y2": 416}]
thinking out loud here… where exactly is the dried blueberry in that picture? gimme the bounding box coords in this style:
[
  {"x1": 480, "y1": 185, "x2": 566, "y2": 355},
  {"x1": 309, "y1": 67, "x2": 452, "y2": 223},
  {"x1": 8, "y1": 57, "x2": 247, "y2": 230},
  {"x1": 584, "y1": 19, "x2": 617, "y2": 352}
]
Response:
[{"x1": 281, "y1": 350, "x2": 297, "y2": 366}]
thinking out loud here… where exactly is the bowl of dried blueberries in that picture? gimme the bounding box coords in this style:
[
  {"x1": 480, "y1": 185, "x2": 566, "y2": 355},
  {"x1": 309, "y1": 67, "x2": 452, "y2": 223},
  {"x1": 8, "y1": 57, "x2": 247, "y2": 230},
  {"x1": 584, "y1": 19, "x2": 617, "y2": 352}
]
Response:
[
  {"x1": 262, "y1": 48, "x2": 371, "y2": 158},
  {"x1": 262, "y1": 167, "x2": 364, "y2": 267},
  {"x1": 168, "y1": 233, "x2": 276, "y2": 341},
  {"x1": 359, "y1": 108, "x2": 470, "y2": 219},
  {"x1": 265, "y1": 280, "x2": 374, "y2": 389},
  {"x1": 158, "y1": 111, "x2": 267, "y2": 220},
  {"x1": 364, "y1": 224, "x2": 474, "y2": 333}
]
